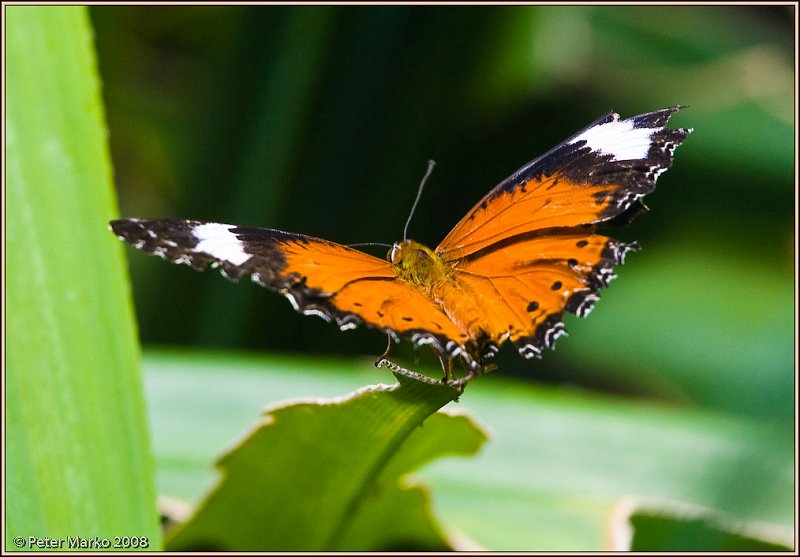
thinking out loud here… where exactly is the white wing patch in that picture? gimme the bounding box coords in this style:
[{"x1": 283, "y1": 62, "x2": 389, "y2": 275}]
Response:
[
  {"x1": 570, "y1": 113, "x2": 655, "y2": 161},
  {"x1": 192, "y1": 223, "x2": 252, "y2": 266}
]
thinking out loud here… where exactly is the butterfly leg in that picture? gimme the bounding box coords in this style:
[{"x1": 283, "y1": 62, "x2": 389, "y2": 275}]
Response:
[
  {"x1": 444, "y1": 361, "x2": 498, "y2": 388},
  {"x1": 436, "y1": 354, "x2": 456, "y2": 383},
  {"x1": 375, "y1": 332, "x2": 394, "y2": 363}
]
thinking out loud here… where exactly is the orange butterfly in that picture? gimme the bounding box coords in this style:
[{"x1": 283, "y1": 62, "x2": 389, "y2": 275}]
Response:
[{"x1": 111, "y1": 107, "x2": 690, "y2": 381}]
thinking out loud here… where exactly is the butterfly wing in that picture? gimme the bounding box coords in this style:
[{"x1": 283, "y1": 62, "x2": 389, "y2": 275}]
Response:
[
  {"x1": 435, "y1": 233, "x2": 635, "y2": 362},
  {"x1": 110, "y1": 219, "x2": 468, "y2": 353},
  {"x1": 436, "y1": 106, "x2": 691, "y2": 260},
  {"x1": 432, "y1": 107, "x2": 691, "y2": 362}
]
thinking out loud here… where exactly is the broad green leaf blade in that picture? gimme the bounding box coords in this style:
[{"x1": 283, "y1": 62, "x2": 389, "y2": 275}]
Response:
[
  {"x1": 165, "y1": 373, "x2": 482, "y2": 551},
  {"x1": 609, "y1": 499, "x2": 793, "y2": 551},
  {"x1": 142, "y1": 347, "x2": 792, "y2": 551},
  {"x1": 337, "y1": 409, "x2": 487, "y2": 550},
  {"x1": 6, "y1": 6, "x2": 160, "y2": 550}
]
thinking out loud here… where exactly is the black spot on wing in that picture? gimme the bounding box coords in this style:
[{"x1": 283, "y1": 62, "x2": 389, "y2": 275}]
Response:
[{"x1": 512, "y1": 235, "x2": 639, "y2": 358}]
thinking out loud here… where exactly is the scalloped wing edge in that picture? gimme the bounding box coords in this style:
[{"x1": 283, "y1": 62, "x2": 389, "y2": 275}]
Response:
[{"x1": 513, "y1": 239, "x2": 639, "y2": 360}]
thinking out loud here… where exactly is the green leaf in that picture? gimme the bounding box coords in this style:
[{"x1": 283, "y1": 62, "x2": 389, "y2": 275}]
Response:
[
  {"x1": 143, "y1": 347, "x2": 792, "y2": 551},
  {"x1": 336, "y1": 407, "x2": 486, "y2": 550},
  {"x1": 610, "y1": 499, "x2": 793, "y2": 551},
  {"x1": 6, "y1": 6, "x2": 160, "y2": 550},
  {"x1": 165, "y1": 369, "x2": 485, "y2": 551}
]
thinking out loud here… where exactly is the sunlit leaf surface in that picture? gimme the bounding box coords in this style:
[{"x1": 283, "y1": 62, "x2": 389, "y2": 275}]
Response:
[
  {"x1": 7, "y1": 6, "x2": 160, "y2": 549},
  {"x1": 165, "y1": 366, "x2": 485, "y2": 550}
]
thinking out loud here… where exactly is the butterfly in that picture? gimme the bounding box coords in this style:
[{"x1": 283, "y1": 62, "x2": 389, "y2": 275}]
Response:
[{"x1": 111, "y1": 106, "x2": 690, "y2": 382}]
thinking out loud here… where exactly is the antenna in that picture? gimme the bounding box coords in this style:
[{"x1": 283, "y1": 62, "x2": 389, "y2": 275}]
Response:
[
  {"x1": 403, "y1": 160, "x2": 436, "y2": 241},
  {"x1": 348, "y1": 242, "x2": 393, "y2": 249}
]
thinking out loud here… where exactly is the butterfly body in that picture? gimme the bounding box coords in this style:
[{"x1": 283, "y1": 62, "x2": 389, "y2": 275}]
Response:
[
  {"x1": 390, "y1": 240, "x2": 451, "y2": 288},
  {"x1": 111, "y1": 107, "x2": 691, "y2": 377}
]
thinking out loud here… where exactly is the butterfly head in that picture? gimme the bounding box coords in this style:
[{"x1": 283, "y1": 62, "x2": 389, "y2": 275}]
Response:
[{"x1": 389, "y1": 240, "x2": 449, "y2": 288}]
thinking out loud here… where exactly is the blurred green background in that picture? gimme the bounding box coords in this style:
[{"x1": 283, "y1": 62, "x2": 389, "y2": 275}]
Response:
[{"x1": 92, "y1": 5, "x2": 794, "y2": 420}]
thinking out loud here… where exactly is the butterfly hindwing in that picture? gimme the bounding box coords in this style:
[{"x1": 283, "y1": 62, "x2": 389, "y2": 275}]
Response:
[{"x1": 439, "y1": 234, "x2": 637, "y2": 361}]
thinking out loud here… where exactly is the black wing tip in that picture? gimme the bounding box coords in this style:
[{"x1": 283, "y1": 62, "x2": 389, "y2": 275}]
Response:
[
  {"x1": 587, "y1": 106, "x2": 691, "y2": 225},
  {"x1": 109, "y1": 217, "x2": 142, "y2": 236},
  {"x1": 635, "y1": 106, "x2": 693, "y2": 151},
  {"x1": 628, "y1": 104, "x2": 689, "y2": 125},
  {"x1": 584, "y1": 105, "x2": 690, "y2": 133},
  {"x1": 110, "y1": 218, "x2": 282, "y2": 280},
  {"x1": 109, "y1": 217, "x2": 153, "y2": 243},
  {"x1": 110, "y1": 218, "x2": 202, "y2": 239}
]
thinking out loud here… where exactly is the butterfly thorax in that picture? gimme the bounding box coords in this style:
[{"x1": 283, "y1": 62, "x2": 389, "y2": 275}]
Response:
[{"x1": 389, "y1": 240, "x2": 450, "y2": 289}]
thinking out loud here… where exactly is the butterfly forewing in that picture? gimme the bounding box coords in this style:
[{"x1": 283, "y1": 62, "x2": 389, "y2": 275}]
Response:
[
  {"x1": 444, "y1": 234, "x2": 636, "y2": 360},
  {"x1": 430, "y1": 106, "x2": 690, "y2": 363},
  {"x1": 436, "y1": 106, "x2": 691, "y2": 260}
]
